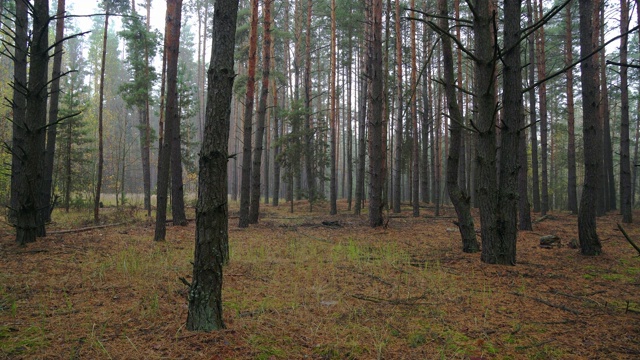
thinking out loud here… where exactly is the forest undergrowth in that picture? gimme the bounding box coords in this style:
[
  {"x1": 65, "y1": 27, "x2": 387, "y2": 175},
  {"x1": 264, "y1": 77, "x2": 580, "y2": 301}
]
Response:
[{"x1": 1, "y1": 200, "x2": 639, "y2": 359}]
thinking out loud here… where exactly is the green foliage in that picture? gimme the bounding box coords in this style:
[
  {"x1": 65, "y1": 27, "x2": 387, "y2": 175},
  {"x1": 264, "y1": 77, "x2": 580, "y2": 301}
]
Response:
[
  {"x1": 54, "y1": 31, "x2": 95, "y2": 209},
  {"x1": 118, "y1": 11, "x2": 159, "y2": 110}
]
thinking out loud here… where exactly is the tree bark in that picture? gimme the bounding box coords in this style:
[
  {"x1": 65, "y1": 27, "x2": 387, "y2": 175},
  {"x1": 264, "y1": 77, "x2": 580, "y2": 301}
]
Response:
[
  {"x1": 410, "y1": 0, "x2": 419, "y2": 217},
  {"x1": 44, "y1": 0, "x2": 66, "y2": 223},
  {"x1": 600, "y1": 6, "x2": 615, "y2": 212},
  {"x1": 9, "y1": 0, "x2": 28, "y2": 227},
  {"x1": 304, "y1": 0, "x2": 316, "y2": 211},
  {"x1": 392, "y1": 0, "x2": 403, "y2": 214},
  {"x1": 535, "y1": 0, "x2": 549, "y2": 215},
  {"x1": 155, "y1": 0, "x2": 183, "y2": 241},
  {"x1": 619, "y1": 0, "x2": 632, "y2": 223},
  {"x1": 578, "y1": 0, "x2": 602, "y2": 255},
  {"x1": 249, "y1": 0, "x2": 273, "y2": 223},
  {"x1": 187, "y1": 0, "x2": 239, "y2": 332},
  {"x1": 368, "y1": 0, "x2": 384, "y2": 227},
  {"x1": 439, "y1": 0, "x2": 479, "y2": 253},
  {"x1": 527, "y1": 0, "x2": 540, "y2": 213},
  {"x1": 239, "y1": 0, "x2": 259, "y2": 227},
  {"x1": 329, "y1": 0, "x2": 338, "y2": 215},
  {"x1": 94, "y1": 8, "x2": 109, "y2": 224},
  {"x1": 565, "y1": 5, "x2": 578, "y2": 214}
]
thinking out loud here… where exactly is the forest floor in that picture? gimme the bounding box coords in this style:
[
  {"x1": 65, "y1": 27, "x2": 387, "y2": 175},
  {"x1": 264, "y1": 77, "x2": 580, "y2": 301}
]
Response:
[{"x1": 1, "y1": 200, "x2": 639, "y2": 359}]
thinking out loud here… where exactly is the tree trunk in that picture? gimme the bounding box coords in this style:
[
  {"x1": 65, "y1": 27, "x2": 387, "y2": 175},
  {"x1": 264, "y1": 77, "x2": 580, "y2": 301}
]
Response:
[
  {"x1": 619, "y1": 0, "x2": 632, "y2": 223},
  {"x1": 304, "y1": 0, "x2": 316, "y2": 211},
  {"x1": 272, "y1": 79, "x2": 281, "y2": 207},
  {"x1": 142, "y1": 0, "x2": 153, "y2": 216},
  {"x1": 439, "y1": 0, "x2": 479, "y2": 253},
  {"x1": 410, "y1": 0, "x2": 419, "y2": 217},
  {"x1": 329, "y1": 0, "x2": 338, "y2": 215},
  {"x1": 346, "y1": 22, "x2": 354, "y2": 211},
  {"x1": 392, "y1": 0, "x2": 403, "y2": 214},
  {"x1": 527, "y1": 0, "x2": 540, "y2": 213},
  {"x1": 495, "y1": 0, "x2": 522, "y2": 264},
  {"x1": 187, "y1": 0, "x2": 239, "y2": 331},
  {"x1": 600, "y1": 7, "x2": 615, "y2": 212},
  {"x1": 578, "y1": 0, "x2": 602, "y2": 255},
  {"x1": 94, "y1": 9, "x2": 109, "y2": 224},
  {"x1": 9, "y1": 0, "x2": 28, "y2": 227},
  {"x1": 355, "y1": 21, "x2": 369, "y2": 216},
  {"x1": 155, "y1": 0, "x2": 183, "y2": 241},
  {"x1": 368, "y1": 0, "x2": 384, "y2": 227},
  {"x1": 239, "y1": 0, "x2": 259, "y2": 227},
  {"x1": 566, "y1": 5, "x2": 578, "y2": 214},
  {"x1": 535, "y1": 0, "x2": 549, "y2": 215},
  {"x1": 473, "y1": 0, "x2": 501, "y2": 264},
  {"x1": 249, "y1": 0, "x2": 273, "y2": 223},
  {"x1": 44, "y1": 0, "x2": 66, "y2": 223}
]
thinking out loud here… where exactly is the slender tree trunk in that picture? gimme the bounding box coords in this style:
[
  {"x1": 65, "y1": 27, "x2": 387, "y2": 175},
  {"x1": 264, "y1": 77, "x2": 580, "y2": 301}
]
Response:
[
  {"x1": 239, "y1": 0, "x2": 259, "y2": 227},
  {"x1": 249, "y1": 0, "x2": 273, "y2": 224},
  {"x1": 9, "y1": 0, "x2": 28, "y2": 226},
  {"x1": 368, "y1": 0, "x2": 384, "y2": 227},
  {"x1": 187, "y1": 0, "x2": 239, "y2": 332},
  {"x1": 142, "y1": 0, "x2": 153, "y2": 216},
  {"x1": 329, "y1": 0, "x2": 338, "y2": 214},
  {"x1": 94, "y1": 9, "x2": 109, "y2": 224},
  {"x1": 393, "y1": 0, "x2": 403, "y2": 214},
  {"x1": 44, "y1": 0, "x2": 66, "y2": 223},
  {"x1": 347, "y1": 24, "x2": 353, "y2": 211},
  {"x1": 439, "y1": 0, "x2": 479, "y2": 252},
  {"x1": 578, "y1": 0, "x2": 602, "y2": 255},
  {"x1": 565, "y1": 5, "x2": 578, "y2": 214},
  {"x1": 155, "y1": 0, "x2": 183, "y2": 241},
  {"x1": 619, "y1": 0, "x2": 632, "y2": 223},
  {"x1": 304, "y1": 0, "x2": 316, "y2": 211},
  {"x1": 410, "y1": 0, "x2": 419, "y2": 217},
  {"x1": 600, "y1": 7, "x2": 615, "y2": 212},
  {"x1": 272, "y1": 79, "x2": 281, "y2": 207},
  {"x1": 527, "y1": 0, "x2": 540, "y2": 213},
  {"x1": 355, "y1": 20, "x2": 369, "y2": 216},
  {"x1": 535, "y1": 0, "x2": 549, "y2": 215}
]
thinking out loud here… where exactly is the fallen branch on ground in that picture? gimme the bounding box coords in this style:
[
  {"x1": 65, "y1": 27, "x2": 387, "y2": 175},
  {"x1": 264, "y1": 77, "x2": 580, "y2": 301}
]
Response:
[
  {"x1": 49, "y1": 222, "x2": 128, "y2": 235},
  {"x1": 617, "y1": 223, "x2": 640, "y2": 256}
]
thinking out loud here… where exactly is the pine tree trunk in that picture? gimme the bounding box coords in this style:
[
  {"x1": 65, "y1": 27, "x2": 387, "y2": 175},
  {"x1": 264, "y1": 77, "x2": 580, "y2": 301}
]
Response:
[
  {"x1": 249, "y1": 0, "x2": 273, "y2": 224},
  {"x1": 239, "y1": 0, "x2": 259, "y2": 227},
  {"x1": 439, "y1": 0, "x2": 478, "y2": 253},
  {"x1": 155, "y1": 0, "x2": 183, "y2": 241},
  {"x1": 95, "y1": 10, "x2": 109, "y2": 224},
  {"x1": 368, "y1": 0, "x2": 384, "y2": 227},
  {"x1": 600, "y1": 7, "x2": 615, "y2": 212},
  {"x1": 304, "y1": 0, "x2": 316, "y2": 211},
  {"x1": 44, "y1": 0, "x2": 66, "y2": 223},
  {"x1": 566, "y1": 5, "x2": 578, "y2": 214},
  {"x1": 392, "y1": 0, "x2": 403, "y2": 214},
  {"x1": 535, "y1": 0, "x2": 549, "y2": 215},
  {"x1": 410, "y1": 0, "x2": 419, "y2": 217},
  {"x1": 578, "y1": 0, "x2": 602, "y2": 255},
  {"x1": 9, "y1": 0, "x2": 28, "y2": 227},
  {"x1": 354, "y1": 23, "x2": 368, "y2": 216},
  {"x1": 527, "y1": 0, "x2": 540, "y2": 213},
  {"x1": 187, "y1": 0, "x2": 239, "y2": 331},
  {"x1": 619, "y1": 0, "x2": 632, "y2": 223},
  {"x1": 329, "y1": 0, "x2": 338, "y2": 215},
  {"x1": 474, "y1": 0, "x2": 500, "y2": 264},
  {"x1": 142, "y1": 0, "x2": 153, "y2": 216}
]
